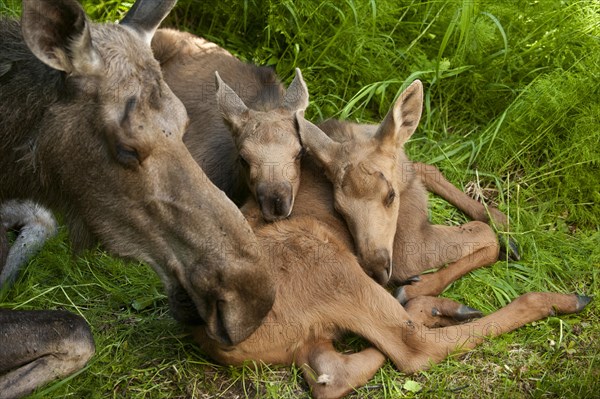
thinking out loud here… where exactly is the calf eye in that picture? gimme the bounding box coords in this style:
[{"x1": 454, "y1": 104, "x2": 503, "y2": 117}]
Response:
[
  {"x1": 295, "y1": 147, "x2": 306, "y2": 160},
  {"x1": 385, "y1": 189, "x2": 396, "y2": 207}
]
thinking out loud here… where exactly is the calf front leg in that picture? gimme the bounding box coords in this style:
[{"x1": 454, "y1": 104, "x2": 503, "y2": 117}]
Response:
[
  {"x1": 0, "y1": 309, "x2": 95, "y2": 399},
  {"x1": 394, "y1": 221, "x2": 499, "y2": 303},
  {"x1": 298, "y1": 340, "x2": 386, "y2": 399},
  {"x1": 399, "y1": 292, "x2": 591, "y2": 373}
]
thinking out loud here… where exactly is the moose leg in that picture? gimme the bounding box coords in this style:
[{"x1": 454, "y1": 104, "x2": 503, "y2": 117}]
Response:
[
  {"x1": 413, "y1": 162, "x2": 508, "y2": 227},
  {"x1": 394, "y1": 221, "x2": 499, "y2": 303},
  {"x1": 0, "y1": 200, "x2": 57, "y2": 288},
  {"x1": 398, "y1": 292, "x2": 592, "y2": 373},
  {"x1": 344, "y1": 279, "x2": 591, "y2": 375},
  {"x1": 0, "y1": 309, "x2": 95, "y2": 399},
  {"x1": 298, "y1": 340, "x2": 386, "y2": 399},
  {"x1": 413, "y1": 162, "x2": 519, "y2": 260},
  {"x1": 403, "y1": 296, "x2": 483, "y2": 328}
]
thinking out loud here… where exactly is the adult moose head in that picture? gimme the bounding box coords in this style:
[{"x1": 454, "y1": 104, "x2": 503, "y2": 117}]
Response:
[
  {"x1": 297, "y1": 81, "x2": 424, "y2": 284},
  {"x1": 0, "y1": 0, "x2": 274, "y2": 344}
]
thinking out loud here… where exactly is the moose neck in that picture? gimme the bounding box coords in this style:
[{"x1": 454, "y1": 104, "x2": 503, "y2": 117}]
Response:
[{"x1": 293, "y1": 157, "x2": 356, "y2": 251}]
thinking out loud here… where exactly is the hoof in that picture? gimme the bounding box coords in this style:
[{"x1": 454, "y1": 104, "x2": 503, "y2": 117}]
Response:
[
  {"x1": 400, "y1": 275, "x2": 421, "y2": 285},
  {"x1": 394, "y1": 287, "x2": 408, "y2": 306},
  {"x1": 453, "y1": 305, "x2": 484, "y2": 321},
  {"x1": 498, "y1": 236, "x2": 520, "y2": 261},
  {"x1": 576, "y1": 295, "x2": 593, "y2": 312}
]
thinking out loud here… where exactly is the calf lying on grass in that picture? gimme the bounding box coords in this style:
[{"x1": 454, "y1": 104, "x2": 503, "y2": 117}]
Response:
[{"x1": 182, "y1": 82, "x2": 592, "y2": 398}]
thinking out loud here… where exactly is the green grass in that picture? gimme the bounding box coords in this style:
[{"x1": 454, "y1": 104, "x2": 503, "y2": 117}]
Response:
[{"x1": 1, "y1": 0, "x2": 599, "y2": 397}]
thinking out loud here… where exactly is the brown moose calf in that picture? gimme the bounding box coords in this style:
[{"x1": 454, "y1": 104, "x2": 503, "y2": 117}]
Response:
[{"x1": 183, "y1": 82, "x2": 591, "y2": 399}]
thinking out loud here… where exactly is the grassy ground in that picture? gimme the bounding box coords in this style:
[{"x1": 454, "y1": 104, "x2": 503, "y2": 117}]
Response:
[{"x1": 1, "y1": 0, "x2": 598, "y2": 397}]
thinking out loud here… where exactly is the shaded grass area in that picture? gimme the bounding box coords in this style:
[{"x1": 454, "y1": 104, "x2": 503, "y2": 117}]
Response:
[{"x1": 1, "y1": 0, "x2": 599, "y2": 397}]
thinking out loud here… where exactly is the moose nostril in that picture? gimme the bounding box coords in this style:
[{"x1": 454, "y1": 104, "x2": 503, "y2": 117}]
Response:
[
  {"x1": 369, "y1": 249, "x2": 392, "y2": 285},
  {"x1": 371, "y1": 268, "x2": 391, "y2": 285}
]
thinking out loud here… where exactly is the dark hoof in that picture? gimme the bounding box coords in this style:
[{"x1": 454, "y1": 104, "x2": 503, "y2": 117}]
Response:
[
  {"x1": 576, "y1": 295, "x2": 593, "y2": 312},
  {"x1": 453, "y1": 305, "x2": 484, "y2": 321},
  {"x1": 399, "y1": 275, "x2": 421, "y2": 285},
  {"x1": 498, "y1": 236, "x2": 520, "y2": 261},
  {"x1": 393, "y1": 287, "x2": 408, "y2": 306}
]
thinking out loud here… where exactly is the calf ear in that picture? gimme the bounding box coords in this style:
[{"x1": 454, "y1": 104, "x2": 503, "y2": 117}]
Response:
[
  {"x1": 21, "y1": 0, "x2": 102, "y2": 75},
  {"x1": 215, "y1": 72, "x2": 250, "y2": 135},
  {"x1": 375, "y1": 79, "x2": 423, "y2": 148},
  {"x1": 296, "y1": 112, "x2": 340, "y2": 171},
  {"x1": 120, "y1": 0, "x2": 177, "y2": 45},
  {"x1": 282, "y1": 68, "x2": 310, "y2": 112}
]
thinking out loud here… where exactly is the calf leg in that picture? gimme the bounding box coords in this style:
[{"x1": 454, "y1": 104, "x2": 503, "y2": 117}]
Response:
[
  {"x1": 399, "y1": 292, "x2": 591, "y2": 373},
  {"x1": 0, "y1": 200, "x2": 57, "y2": 288},
  {"x1": 413, "y1": 162, "x2": 519, "y2": 260},
  {"x1": 413, "y1": 162, "x2": 508, "y2": 227},
  {"x1": 0, "y1": 309, "x2": 95, "y2": 399},
  {"x1": 298, "y1": 340, "x2": 386, "y2": 399},
  {"x1": 328, "y1": 271, "x2": 590, "y2": 378},
  {"x1": 394, "y1": 221, "x2": 499, "y2": 303},
  {"x1": 403, "y1": 296, "x2": 483, "y2": 328}
]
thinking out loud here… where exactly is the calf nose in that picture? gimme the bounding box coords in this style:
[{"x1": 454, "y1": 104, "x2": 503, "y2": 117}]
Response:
[
  {"x1": 365, "y1": 249, "x2": 392, "y2": 285},
  {"x1": 256, "y1": 182, "x2": 293, "y2": 222}
]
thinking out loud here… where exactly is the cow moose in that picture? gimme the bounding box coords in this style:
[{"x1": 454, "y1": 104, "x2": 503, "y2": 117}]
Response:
[
  {"x1": 152, "y1": 28, "x2": 309, "y2": 222},
  {"x1": 1, "y1": 0, "x2": 283, "y2": 396},
  {"x1": 0, "y1": 0, "x2": 275, "y2": 343},
  {"x1": 184, "y1": 81, "x2": 591, "y2": 398}
]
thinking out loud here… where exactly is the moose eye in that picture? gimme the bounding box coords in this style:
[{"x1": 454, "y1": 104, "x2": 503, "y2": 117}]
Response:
[
  {"x1": 239, "y1": 155, "x2": 250, "y2": 169},
  {"x1": 385, "y1": 189, "x2": 396, "y2": 207},
  {"x1": 115, "y1": 143, "x2": 140, "y2": 169},
  {"x1": 121, "y1": 97, "x2": 138, "y2": 125},
  {"x1": 295, "y1": 147, "x2": 306, "y2": 160}
]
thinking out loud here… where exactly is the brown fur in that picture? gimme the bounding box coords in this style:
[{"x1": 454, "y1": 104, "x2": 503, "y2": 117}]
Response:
[
  {"x1": 152, "y1": 29, "x2": 309, "y2": 222},
  {"x1": 0, "y1": 0, "x2": 274, "y2": 346},
  {"x1": 194, "y1": 214, "x2": 586, "y2": 397}
]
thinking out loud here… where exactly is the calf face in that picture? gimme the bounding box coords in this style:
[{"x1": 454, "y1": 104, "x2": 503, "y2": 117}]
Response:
[
  {"x1": 299, "y1": 81, "x2": 424, "y2": 284},
  {"x1": 216, "y1": 70, "x2": 308, "y2": 221}
]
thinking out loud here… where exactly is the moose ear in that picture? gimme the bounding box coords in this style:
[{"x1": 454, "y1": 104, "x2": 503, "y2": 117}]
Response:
[
  {"x1": 282, "y1": 68, "x2": 309, "y2": 112},
  {"x1": 375, "y1": 79, "x2": 423, "y2": 148},
  {"x1": 21, "y1": 0, "x2": 103, "y2": 75},
  {"x1": 215, "y1": 71, "x2": 250, "y2": 134},
  {"x1": 296, "y1": 112, "x2": 340, "y2": 169},
  {"x1": 120, "y1": 0, "x2": 178, "y2": 45}
]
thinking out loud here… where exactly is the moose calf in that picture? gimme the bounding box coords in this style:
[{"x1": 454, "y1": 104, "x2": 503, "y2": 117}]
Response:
[
  {"x1": 153, "y1": 29, "x2": 309, "y2": 222},
  {"x1": 183, "y1": 82, "x2": 591, "y2": 398}
]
